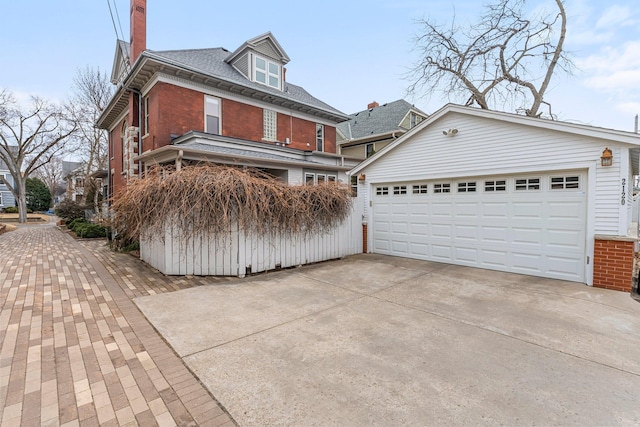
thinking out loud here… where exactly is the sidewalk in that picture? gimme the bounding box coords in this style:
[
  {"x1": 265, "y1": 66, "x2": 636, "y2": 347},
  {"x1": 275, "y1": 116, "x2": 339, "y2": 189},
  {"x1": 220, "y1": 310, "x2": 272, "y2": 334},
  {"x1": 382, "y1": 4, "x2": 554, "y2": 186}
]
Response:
[{"x1": 0, "y1": 223, "x2": 235, "y2": 426}]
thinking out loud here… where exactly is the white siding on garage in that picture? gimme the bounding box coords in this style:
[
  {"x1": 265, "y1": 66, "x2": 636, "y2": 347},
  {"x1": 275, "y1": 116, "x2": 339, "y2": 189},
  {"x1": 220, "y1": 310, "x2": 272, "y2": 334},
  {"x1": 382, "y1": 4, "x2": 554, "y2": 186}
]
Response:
[{"x1": 362, "y1": 112, "x2": 624, "y2": 235}]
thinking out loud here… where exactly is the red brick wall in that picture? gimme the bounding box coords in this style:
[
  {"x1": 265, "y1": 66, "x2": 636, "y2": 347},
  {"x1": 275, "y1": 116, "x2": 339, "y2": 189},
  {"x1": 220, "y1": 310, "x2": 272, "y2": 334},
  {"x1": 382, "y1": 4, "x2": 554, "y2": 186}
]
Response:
[
  {"x1": 362, "y1": 223, "x2": 368, "y2": 253},
  {"x1": 152, "y1": 83, "x2": 203, "y2": 148},
  {"x1": 109, "y1": 119, "x2": 126, "y2": 198},
  {"x1": 593, "y1": 239, "x2": 635, "y2": 292},
  {"x1": 222, "y1": 99, "x2": 263, "y2": 141}
]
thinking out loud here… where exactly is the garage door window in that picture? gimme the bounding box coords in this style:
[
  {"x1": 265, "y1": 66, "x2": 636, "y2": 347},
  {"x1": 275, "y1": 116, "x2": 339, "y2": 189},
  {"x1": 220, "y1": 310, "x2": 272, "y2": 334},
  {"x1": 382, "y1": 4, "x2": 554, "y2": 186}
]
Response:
[
  {"x1": 484, "y1": 180, "x2": 506, "y2": 192},
  {"x1": 412, "y1": 184, "x2": 428, "y2": 194},
  {"x1": 515, "y1": 178, "x2": 540, "y2": 191},
  {"x1": 376, "y1": 186, "x2": 389, "y2": 195},
  {"x1": 550, "y1": 176, "x2": 580, "y2": 190},
  {"x1": 457, "y1": 182, "x2": 477, "y2": 193},
  {"x1": 434, "y1": 183, "x2": 451, "y2": 193},
  {"x1": 393, "y1": 185, "x2": 407, "y2": 195}
]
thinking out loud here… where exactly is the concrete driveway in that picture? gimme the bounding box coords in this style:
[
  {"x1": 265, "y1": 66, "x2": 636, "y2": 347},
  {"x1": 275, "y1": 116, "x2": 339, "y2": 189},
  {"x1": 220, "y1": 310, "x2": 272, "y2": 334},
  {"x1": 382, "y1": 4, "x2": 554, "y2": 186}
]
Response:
[{"x1": 134, "y1": 254, "x2": 640, "y2": 426}]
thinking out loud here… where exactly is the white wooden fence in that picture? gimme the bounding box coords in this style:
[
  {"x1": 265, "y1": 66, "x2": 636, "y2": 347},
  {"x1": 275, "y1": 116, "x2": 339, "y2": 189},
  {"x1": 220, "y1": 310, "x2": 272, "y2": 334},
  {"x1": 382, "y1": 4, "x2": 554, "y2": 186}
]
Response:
[{"x1": 140, "y1": 198, "x2": 364, "y2": 276}]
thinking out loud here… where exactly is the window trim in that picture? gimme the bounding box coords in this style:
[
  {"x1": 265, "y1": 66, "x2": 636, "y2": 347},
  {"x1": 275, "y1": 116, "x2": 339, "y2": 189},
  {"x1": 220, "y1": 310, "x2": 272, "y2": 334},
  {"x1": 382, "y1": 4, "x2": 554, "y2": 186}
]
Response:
[
  {"x1": 484, "y1": 180, "x2": 506, "y2": 192},
  {"x1": 253, "y1": 55, "x2": 281, "y2": 90},
  {"x1": 550, "y1": 175, "x2": 580, "y2": 190},
  {"x1": 412, "y1": 184, "x2": 428, "y2": 194},
  {"x1": 204, "y1": 95, "x2": 221, "y2": 135},
  {"x1": 350, "y1": 175, "x2": 358, "y2": 197},
  {"x1": 457, "y1": 182, "x2": 477, "y2": 193},
  {"x1": 366, "y1": 143, "x2": 374, "y2": 158},
  {"x1": 316, "y1": 124, "x2": 324, "y2": 152},
  {"x1": 393, "y1": 185, "x2": 408, "y2": 195},
  {"x1": 515, "y1": 177, "x2": 541, "y2": 191},
  {"x1": 434, "y1": 183, "x2": 451, "y2": 194},
  {"x1": 263, "y1": 109, "x2": 277, "y2": 141},
  {"x1": 376, "y1": 186, "x2": 389, "y2": 196},
  {"x1": 143, "y1": 96, "x2": 149, "y2": 136}
]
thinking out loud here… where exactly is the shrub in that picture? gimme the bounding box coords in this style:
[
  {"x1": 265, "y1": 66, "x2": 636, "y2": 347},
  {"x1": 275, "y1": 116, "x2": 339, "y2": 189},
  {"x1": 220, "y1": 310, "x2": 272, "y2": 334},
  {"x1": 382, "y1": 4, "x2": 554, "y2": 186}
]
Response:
[
  {"x1": 26, "y1": 177, "x2": 52, "y2": 212},
  {"x1": 111, "y1": 165, "x2": 353, "y2": 242},
  {"x1": 67, "y1": 217, "x2": 88, "y2": 230},
  {"x1": 74, "y1": 223, "x2": 108, "y2": 239},
  {"x1": 3, "y1": 207, "x2": 19, "y2": 213},
  {"x1": 55, "y1": 200, "x2": 85, "y2": 221}
]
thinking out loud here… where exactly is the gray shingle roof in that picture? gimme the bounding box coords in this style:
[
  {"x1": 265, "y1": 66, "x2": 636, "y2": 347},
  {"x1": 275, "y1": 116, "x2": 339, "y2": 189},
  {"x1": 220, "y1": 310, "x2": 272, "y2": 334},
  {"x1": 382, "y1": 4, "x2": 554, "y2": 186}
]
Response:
[
  {"x1": 148, "y1": 47, "x2": 345, "y2": 118},
  {"x1": 337, "y1": 99, "x2": 427, "y2": 140}
]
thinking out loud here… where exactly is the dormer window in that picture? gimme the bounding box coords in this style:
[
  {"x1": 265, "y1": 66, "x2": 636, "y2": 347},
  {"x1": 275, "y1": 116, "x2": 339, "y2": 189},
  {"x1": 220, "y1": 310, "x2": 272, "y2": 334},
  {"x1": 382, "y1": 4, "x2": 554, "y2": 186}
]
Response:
[{"x1": 254, "y1": 56, "x2": 281, "y2": 90}]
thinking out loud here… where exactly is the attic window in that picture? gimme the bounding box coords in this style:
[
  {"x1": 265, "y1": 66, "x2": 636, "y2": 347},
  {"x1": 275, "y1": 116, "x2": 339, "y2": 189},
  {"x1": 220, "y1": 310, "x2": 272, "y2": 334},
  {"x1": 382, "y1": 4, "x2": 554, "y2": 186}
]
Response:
[{"x1": 254, "y1": 56, "x2": 281, "y2": 90}]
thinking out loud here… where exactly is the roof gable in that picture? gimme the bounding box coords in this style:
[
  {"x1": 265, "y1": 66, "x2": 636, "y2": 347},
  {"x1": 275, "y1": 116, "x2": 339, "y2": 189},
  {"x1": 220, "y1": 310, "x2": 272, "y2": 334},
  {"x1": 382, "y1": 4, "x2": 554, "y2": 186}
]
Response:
[
  {"x1": 225, "y1": 32, "x2": 290, "y2": 65},
  {"x1": 337, "y1": 99, "x2": 428, "y2": 142},
  {"x1": 351, "y1": 104, "x2": 640, "y2": 175},
  {"x1": 110, "y1": 40, "x2": 131, "y2": 85}
]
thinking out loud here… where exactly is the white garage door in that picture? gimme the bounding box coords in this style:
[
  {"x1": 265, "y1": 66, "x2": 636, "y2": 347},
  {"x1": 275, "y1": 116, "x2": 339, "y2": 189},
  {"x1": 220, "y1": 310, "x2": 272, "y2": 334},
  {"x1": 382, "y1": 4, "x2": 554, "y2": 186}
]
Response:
[{"x1": 372, "y1": 172, "x2": 587, "y2": 282}]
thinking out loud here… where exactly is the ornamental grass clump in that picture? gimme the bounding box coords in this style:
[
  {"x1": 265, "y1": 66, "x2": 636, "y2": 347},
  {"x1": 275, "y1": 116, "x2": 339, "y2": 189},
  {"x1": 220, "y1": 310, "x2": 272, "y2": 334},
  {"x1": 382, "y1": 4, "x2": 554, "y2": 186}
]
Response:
[{"x1": 112, "y1": 164, "x2": 353, "y2": 242}]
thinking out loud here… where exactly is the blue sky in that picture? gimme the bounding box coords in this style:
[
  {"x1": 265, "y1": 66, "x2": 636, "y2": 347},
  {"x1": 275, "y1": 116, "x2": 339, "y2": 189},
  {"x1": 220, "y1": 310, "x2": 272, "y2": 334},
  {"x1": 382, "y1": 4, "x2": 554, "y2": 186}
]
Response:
[{"x1": 1, "y1": 0, "x2": 638, "y2": 132}]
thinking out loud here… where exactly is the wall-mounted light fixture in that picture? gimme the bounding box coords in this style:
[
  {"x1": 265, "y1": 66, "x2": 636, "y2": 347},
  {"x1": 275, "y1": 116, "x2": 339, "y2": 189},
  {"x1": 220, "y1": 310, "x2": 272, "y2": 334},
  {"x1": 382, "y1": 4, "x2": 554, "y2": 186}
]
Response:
[
  {"x1": 601, "y1": 147, "x2": 613, "y2": 166},
  {"x1": 359, "y1": 174, "x2": 366, "y2": 182},
  {"x1": 442, "y1": 128, "x2": 458, "y2": 136}
]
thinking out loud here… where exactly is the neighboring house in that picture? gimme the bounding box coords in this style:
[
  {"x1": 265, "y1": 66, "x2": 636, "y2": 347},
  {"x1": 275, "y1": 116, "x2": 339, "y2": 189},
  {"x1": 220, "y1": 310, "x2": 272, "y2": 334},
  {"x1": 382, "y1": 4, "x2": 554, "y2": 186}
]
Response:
[
  {"x1": 62, "y1": 161, "x2": 85, "y2": 205},
  {"x1": 0, "y1": 157, "x2": 16, "y2": 210},
  {"x1": 351, "y1": 104, "x2": 640, "y2": 293},
  {"x1": 337, "y1": 100, "x2": 428, "y2": 160},
  {"x1": 97, "y1": 0, "x2": 358, "y2": 201}
]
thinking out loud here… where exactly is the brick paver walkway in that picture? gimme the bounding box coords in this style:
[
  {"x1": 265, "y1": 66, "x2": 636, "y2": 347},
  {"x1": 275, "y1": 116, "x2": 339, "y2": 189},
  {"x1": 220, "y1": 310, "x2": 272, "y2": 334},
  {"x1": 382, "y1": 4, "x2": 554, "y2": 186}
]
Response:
[{"x1": 0, "y1": 223, "x2": 235, "y2": 426}]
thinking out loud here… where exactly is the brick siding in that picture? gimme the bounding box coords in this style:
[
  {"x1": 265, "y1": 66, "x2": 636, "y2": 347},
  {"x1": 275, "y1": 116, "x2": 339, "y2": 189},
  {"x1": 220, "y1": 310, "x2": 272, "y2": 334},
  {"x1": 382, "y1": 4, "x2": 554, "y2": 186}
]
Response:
[{"x1": 593, "y1": 238, "x2": 635, "y2": 292}]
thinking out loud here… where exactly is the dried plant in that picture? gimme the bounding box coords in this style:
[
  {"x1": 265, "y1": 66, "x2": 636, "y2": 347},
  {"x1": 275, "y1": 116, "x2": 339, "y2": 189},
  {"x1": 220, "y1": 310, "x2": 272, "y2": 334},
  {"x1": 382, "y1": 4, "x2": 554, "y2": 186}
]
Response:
[{"x1": 111, "y1": 164, "x2": 353, "y2": 241}]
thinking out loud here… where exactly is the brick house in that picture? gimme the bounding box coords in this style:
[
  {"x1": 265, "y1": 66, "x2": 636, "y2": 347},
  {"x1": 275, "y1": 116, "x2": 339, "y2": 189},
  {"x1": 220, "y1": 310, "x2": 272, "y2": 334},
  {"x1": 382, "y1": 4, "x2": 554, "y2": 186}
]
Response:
[{"x1": 97, "y1": 0, "x2": 358, "y2": 200}]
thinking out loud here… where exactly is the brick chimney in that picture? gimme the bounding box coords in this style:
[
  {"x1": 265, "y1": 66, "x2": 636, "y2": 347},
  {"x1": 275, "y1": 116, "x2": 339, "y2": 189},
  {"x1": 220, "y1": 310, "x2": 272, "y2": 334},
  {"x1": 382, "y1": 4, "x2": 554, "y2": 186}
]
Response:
[
  {"x1": 368, "y1": 101, "x2": 379, "y2": 110},
  {"x1": 130, "y1": 0, "x2": 147, "y2": 64}
]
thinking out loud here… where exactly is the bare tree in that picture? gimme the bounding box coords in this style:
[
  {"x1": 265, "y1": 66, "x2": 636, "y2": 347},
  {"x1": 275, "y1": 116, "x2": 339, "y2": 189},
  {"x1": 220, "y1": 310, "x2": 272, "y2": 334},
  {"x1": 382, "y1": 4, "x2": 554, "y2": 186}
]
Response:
[
  {"x1": 0, "y1": 90, "x2": 77, "y2": 222},
  {"x1": 66, "y1": 67, "x2": 113, "y2": 175},
  {"x1": 408, "y1": 0, "x2": 571, "y2": 118},
  {"x1": 32, "y1": 155, "x2": 66, "y2": 203}
]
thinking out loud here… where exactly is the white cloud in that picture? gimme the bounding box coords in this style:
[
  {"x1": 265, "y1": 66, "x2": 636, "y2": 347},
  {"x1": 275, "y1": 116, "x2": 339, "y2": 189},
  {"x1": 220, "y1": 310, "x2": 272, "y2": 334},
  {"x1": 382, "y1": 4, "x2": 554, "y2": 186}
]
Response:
[
  {"x1": 578, "y1": 41, "x2": 640, "y2": 91},
  {"x1": 595, "y1": 5, "x2": 635, "y2": 29}
]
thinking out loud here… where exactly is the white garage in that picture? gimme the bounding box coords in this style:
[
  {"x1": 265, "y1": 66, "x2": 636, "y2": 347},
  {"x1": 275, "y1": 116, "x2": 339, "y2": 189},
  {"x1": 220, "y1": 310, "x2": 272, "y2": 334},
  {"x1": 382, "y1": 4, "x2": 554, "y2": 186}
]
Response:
[
  {"x1": 351, "y1": 104, "x2": 640, "y2": 288},
  {"x1": 371, "y1": 171, "x2": 587, "y2": 282}
]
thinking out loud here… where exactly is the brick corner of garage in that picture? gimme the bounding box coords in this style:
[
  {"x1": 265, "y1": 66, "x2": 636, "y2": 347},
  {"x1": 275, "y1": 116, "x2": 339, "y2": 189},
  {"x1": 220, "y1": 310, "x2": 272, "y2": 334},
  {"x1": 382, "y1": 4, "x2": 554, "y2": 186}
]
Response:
[{"x1": 593, "y1": 237, "x2": 636, "y2": 293}]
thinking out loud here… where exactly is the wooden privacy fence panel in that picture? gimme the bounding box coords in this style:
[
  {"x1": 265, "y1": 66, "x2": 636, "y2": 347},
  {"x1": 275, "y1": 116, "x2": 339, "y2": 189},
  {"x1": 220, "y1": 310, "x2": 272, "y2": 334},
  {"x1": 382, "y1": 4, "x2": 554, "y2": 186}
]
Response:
[{"x1": 140, "y1": 199, "x2": 364, "y2": 276}]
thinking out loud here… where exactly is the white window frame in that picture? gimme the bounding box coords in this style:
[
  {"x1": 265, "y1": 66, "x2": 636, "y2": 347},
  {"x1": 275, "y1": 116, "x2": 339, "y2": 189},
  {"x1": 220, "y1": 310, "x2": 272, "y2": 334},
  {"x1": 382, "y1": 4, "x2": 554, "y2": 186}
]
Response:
[
  {"x1": 366, "y1": 143, "x2": 374, "y2": 158},
  {"x1": 515, "y1": 177, "x2": 541, "y2": 191},
  {"x1": 305, "y1": 172, "x2": 337, "y2": 185},
  {"x1": 0, "y1": 191, "x2": 3, "y2": 206},
  {"x1": 376, "y1": 186, "x2": 389, "y2": 196},
  {"x1": 393, "y1": 185, "x2": 407, "y2": 195},
  {"x1": 316, "y1": 124, "x2": 324, "y2": 152},
  {"x1": 254, "y1": 55, "x2": 281, "y2": 90},
  {"x1": 350, "y1": 176, "x2": 358, "y2": 197},
  {"x1": 434, "y1": 183, "x2": 451, "y2": 194},
  {"x1": 550, "y1": 175, "x2": 580, "y2": 190},
  {"x1": 263, "y1": 109, "x2": 277, "y2": 141},
  {"x1": 204, "y1": 95, "x2": 221, "y2": 135},
  {"x1": 484, "y1": 180, "x2": 506, "y2": 192},
  {"x1": 412, "y1": 184, "x2": 428, "y2": 194}
]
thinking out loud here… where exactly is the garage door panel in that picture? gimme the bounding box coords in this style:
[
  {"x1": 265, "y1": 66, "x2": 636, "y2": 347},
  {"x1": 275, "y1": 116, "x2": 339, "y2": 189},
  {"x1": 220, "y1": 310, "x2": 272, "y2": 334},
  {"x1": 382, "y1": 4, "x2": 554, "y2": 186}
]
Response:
[
  {"x1": 409, "y1": 243, "x2": 429, "y2": 256},
  {"x1": 431, "y1": 245, "x2": 452, "y2": 260},
  {"x1": 455, "y1": 225, "x2": 477, "y2": 241},
  {"x1": 456, "y1": 202, "x2": 479, "y2": 217},
  {"x1": 482, "y1": 202, "x2": 509, "y2": 218},
  {"x1": 481, "y1": 226, "x2": 509, "y2": 244},
  {"x1": 546, "y1": 255, "x2": 582, "y2": 279},
  {"x1": 480, "y1": 249, "x2": 509, "y2": 267},
  {"x1": 372, "y1": 171, "x2": 586, "y2": 283},
  {"x1": 512, "y1": 227, "x2": 544, "y2": 246},
  {"x1": 512, "y1": 202, "x2": 544, "y2": 219},
  {"x1": 511, "y1": 252, "x2": 543, "y2": 273},
  {"x1": 455, "y1": 247, "x2": 478, "y2": 263},
  {"x1": 547, "y1": 228, "x2": 583, "y2": 249},
  {"x1": 431, "y1": 223, "x2": 452, "y2": 238},
  {"x1": 432, "y1": 203, "x2": 452, "y2": 217}
]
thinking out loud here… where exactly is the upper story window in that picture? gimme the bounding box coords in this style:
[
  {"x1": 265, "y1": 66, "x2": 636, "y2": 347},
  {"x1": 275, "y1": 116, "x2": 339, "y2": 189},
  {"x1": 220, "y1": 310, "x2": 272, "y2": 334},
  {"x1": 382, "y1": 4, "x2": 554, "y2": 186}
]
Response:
[
  {"x1": 254, "y1": 56, "x2": 281, "y2": 90},
  {"x1": 316, "y1": 124, "x2": 324, "y2": 152},
  {"x1": 264, "y1": 109, "x2": 277, "y2": 141},
  {"x1": 366, "y1": 143, "x2": 374, "y2": 158},
  {"x1": 143, "y1": 96, "x2": 149, "y2": 136},
  {"x1": 205, "y1": 96, "x2": 220, "y2": 135}
]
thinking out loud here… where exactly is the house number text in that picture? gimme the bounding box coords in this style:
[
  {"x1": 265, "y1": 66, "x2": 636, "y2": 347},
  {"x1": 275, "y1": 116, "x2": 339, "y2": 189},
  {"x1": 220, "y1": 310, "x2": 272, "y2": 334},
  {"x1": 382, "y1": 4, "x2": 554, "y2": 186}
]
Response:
[{"x1": 621, "y1": 178, "x2": 626, "y2": 205}]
